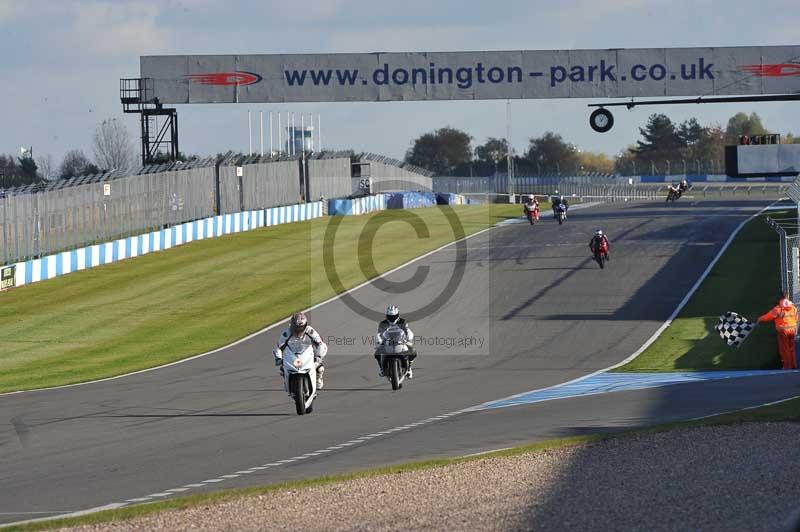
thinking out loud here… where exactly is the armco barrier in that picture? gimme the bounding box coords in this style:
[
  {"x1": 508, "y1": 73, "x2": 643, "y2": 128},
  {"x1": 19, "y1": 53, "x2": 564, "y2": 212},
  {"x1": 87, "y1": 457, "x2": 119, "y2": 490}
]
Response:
[
  {"x1": 328, "y1": 194, "x2": 387, "y2": 216},
  {"x1": 7, "y1": 202, "x2": 322, "y2": 288},
  {"x1": 387, "y1": 192, "x2": 437, "y2": 209}
]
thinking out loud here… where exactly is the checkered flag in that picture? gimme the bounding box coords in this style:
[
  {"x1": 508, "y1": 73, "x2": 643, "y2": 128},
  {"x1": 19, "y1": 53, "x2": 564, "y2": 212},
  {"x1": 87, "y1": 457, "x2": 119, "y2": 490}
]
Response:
[{"x1": 716, "y1": 312, "x2": 756, "y2": 347}]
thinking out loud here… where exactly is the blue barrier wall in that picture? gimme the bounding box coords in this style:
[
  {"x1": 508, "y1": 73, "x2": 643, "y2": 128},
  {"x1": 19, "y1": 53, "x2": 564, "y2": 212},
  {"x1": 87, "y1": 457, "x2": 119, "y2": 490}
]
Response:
[
  {"x1": 9, "y1": 202, "x2": 323, "y2": 288},
  {"x1": 387, "y1": 192, "x2": 437, "y2": 209},
  {"x1": 328, "y1": 194, "x2": 387, "y2": 215}
]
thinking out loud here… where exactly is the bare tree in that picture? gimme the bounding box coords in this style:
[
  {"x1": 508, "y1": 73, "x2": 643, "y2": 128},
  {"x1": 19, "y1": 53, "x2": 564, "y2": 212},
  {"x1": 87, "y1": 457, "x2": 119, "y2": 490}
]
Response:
[
  {"x1": 92, "y1": 118, "x2": 135, "y2": 174},
  {"x1": 59, "y1": 149, "x2": 99, "y2": 179},
  {"x1": 36, "y1": 154, "x2": 55, "y2": 180}
]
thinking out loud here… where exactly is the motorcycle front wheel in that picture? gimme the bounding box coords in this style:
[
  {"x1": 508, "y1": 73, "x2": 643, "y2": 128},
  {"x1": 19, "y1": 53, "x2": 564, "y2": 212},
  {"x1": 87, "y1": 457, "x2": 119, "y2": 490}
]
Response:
[
  {"x1": 294, "y1": 376, "x2": 308, "y2": 415},
  {"x1": 390, "y1": 357, "x2": 402, "y2": 390}
]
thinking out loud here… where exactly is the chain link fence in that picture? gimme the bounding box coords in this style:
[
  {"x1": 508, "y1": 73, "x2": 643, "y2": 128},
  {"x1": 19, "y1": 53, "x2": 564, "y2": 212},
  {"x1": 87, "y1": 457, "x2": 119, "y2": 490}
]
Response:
[
  {"x1": 1, "y1": 169, "x2": 217, "y2": 266},
  {"x1": 432, "y1": 175, "x2": 788, "y2": 203},
  {"x1": 0, "y1": 152, "x2": 433, "y2": 266}
]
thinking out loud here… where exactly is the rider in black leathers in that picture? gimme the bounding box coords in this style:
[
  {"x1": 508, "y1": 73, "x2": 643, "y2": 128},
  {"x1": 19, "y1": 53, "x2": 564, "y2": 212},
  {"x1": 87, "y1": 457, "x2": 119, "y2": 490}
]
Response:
[{"x1": 374, "y1": 305, "x2": 416, "y2": 378}]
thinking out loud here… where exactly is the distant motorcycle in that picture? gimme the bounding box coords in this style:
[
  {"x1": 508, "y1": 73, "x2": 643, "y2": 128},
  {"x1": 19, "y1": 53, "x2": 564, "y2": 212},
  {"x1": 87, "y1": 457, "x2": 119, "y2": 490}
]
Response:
[
  {"x1": 375, "y1": 325, "x2": 414, "y2": 390},
  {"x1": 556, "y1": 203, "x2": 567, "y2": 225},
  {"x1": 666, "y1": 185, "x2": 681, "y2": 202},
  {"x1": 281, "y1": 338, "x2": 319, "y2": 415},
  {"x1": 592, "y1": 240, "x2": 609, "y2": 269}
]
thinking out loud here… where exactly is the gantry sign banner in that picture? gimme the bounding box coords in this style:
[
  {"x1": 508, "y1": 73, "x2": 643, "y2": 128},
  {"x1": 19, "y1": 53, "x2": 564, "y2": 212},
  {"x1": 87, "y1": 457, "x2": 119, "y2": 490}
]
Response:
[{"x1": 141, "y1": 46, "x2": 800, "y2": 104}]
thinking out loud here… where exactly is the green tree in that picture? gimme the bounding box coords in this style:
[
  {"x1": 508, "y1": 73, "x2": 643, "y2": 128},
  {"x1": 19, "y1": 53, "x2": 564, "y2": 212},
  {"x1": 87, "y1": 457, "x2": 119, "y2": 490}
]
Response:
[
  {"x1": 405, "y1": 127, "x2": 472, "y2": 175},
  {"x1": 725, "y1": 112, "x2": 767, "y2": 144},
  {"x1": 474, "y1": 137, "x2": 509, "y2": 163},
  {"x1": 524, "y1": 132, "x2": 580, "y2": 175},
  {"x1": 0, "y1": 154, "x2": 43, "y2": 188},
  {"x1": 677, "y1": 118, "x2": 704, "y2": 147},
  {"x1": 18, "y1": 156, "x2": 38, "y2": 182},
  {"x1": 634, "y1": 114, "x2": 681, "y2": 157},
  {"x1": 688, "y1": 125, "x2": 725, "y2": 170}
]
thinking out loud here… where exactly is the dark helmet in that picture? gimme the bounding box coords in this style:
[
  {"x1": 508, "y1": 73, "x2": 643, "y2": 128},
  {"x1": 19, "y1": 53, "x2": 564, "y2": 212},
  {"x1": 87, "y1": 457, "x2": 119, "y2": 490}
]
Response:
[
  {"x1": 290, "y1": 312, "x2": 308, "y2": 335},
  {"x1": 386, "y1": 305, "x2": 400, "y2": 324}
]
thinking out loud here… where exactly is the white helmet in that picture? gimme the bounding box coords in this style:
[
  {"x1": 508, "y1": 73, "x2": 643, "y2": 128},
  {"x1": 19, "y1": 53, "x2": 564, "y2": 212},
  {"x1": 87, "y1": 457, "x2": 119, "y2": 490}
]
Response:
[
  {"x1": 386, "y1": 305, "x2": 400, "y2": 323},
  {"x1": 528, "y1": 194, "x2": 534, "y2": 201},
  {"x1": 595, "y1": 229, "x2": 603, "y2": 237}
]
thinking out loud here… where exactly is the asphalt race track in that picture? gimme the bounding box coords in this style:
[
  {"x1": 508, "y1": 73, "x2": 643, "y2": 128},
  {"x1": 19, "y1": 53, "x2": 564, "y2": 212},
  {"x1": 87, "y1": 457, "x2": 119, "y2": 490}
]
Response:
[{"x1": 2, "y1": 198, "x2": 798, "y2": 525}]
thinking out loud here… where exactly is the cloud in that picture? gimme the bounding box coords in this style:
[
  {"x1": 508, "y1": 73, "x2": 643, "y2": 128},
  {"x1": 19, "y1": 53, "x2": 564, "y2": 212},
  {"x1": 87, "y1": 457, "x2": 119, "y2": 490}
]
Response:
[{"x1": 64, "y1": 1, "x2": 168, "y2": 57}]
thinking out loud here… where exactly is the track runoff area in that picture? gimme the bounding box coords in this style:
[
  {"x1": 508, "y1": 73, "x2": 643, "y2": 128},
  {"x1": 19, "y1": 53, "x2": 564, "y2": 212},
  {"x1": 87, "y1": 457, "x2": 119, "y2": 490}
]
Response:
[{"x1": 2, "y1": 197, "x2": 798, "y2": 527}]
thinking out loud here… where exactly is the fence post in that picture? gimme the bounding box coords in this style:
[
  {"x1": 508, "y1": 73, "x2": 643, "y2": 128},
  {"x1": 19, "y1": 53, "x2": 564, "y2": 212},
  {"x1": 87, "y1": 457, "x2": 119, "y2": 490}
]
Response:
[
  {"x1": 214, "y1": 158, "x2": 222, "y2": 215},
  {"x1": 1, "y1": 194, "x2": 7, "y2": 266},
  {"x1": 791, "y1": 239, "x2": 800, "y2": 303}
]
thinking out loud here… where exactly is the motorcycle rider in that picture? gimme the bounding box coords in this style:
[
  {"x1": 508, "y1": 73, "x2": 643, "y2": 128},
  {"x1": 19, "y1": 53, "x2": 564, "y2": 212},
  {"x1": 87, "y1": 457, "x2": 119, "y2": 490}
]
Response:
[
  {"x1": 678, "y1": 179, "x2": 690, "y2": 195},
  {"x1": 273, "y1": 312, "x2": 328, "y2": 389},
  {"x1": 589, "y1": 229, "x2": 610, "y2": 261},
  {"x1": 523, "y1": 194, "x2": 539, "y2": 222},
  {"x1": 668, "y1": 182, "x2": 681, "y2": 199},
  {"x1": 552, "y1": 195, "x2": 569, "y2": 219},
  {"x1": 374, "y1": 305, "x2": 416, "y2": 379}
]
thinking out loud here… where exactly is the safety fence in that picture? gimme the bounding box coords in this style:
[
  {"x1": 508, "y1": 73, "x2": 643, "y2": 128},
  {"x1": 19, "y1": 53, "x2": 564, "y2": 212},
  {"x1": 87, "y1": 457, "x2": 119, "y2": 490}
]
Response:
[
  {"x1": 0, "y1": 152, "x2": 434, "y2": 266},
  {"x1": 0, "y1": 190, "x2": 475, "y2": 289},
  {"x1": 432, "y1": 175, "x2": 789, "y2": 202}
]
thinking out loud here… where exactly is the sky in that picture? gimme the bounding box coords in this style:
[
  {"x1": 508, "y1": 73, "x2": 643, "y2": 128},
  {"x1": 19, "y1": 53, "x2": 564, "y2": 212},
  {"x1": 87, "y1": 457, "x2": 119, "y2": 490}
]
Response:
[{"x1": 1, "y1": 0, "x2": 798, "y2": 169}]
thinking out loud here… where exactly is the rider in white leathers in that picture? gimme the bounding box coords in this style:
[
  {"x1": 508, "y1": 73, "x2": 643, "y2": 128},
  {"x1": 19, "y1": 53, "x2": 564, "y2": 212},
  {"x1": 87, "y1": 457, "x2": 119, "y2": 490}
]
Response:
[{"x1": 273, "y1": 312, "x2": 328, "y2": 389}]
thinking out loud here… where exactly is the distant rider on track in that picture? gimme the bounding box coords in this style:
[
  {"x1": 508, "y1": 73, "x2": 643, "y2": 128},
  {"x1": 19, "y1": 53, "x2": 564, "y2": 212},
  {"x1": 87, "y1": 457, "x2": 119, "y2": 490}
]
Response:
[
  {"x1": 273, "y1": 312, "x2": 328, "y2": 389},
  {"x1": 374, "y1": 305, "x2": 416, "y2": 378},
  {"x1": 589, "y1": 229, "x2": 610, "y2": 261},
  {"x1": 552, "y1": 195, "x2": 569, "y2": 219},
  {"x1": 524, "y1": 194, "x2": 540, "y2": 223}
]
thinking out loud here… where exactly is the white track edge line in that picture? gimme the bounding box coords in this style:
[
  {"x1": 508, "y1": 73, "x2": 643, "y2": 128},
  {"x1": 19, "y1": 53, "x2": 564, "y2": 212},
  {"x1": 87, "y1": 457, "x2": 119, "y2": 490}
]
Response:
[
  {"x1": 463, "y1": 201, "x2": 778, "y2": 412},
  {"x1": 0, "y1": 223, "x2": 499, "y2": 397}
]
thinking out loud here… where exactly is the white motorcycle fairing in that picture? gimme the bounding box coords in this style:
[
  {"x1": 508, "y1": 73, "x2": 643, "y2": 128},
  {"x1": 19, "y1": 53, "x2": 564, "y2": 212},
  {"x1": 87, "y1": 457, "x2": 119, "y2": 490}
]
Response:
[{"x1": 282, "y1": 343, "x2": 317, "y2": 414}]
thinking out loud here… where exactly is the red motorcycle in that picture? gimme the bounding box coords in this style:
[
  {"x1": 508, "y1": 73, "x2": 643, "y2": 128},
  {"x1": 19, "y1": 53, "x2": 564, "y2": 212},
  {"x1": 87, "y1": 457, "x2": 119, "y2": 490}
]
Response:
[
  {"x1": 592, "y1": 240, "x2": 609, "y2": 269},
  {"x1": 523, "y1": 203, "x2": 540, "y2": 225}
]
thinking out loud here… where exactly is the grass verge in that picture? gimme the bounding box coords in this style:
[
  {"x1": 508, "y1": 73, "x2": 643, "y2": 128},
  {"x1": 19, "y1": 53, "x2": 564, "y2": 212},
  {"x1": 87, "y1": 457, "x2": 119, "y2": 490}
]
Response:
[
  {"x1": 0, "y1": 205, "x2": 518, "y2": 393},
  {"x1": 617, "y1": 210, "x2": 787, "y2": 372},
  {"x1": 7, "y1": 395, "x2": 798, "y2": 531}
]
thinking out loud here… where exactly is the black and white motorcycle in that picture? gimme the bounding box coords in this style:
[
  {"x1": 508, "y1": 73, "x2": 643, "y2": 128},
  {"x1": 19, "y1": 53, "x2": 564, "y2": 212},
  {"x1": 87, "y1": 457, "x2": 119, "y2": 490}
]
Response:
[
  {"x1": 375, "y1": 325, "x2": 414, "y2": 391},
  {"x1": 281, "y1": 338, "x2": 319, "y2": 415}
]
